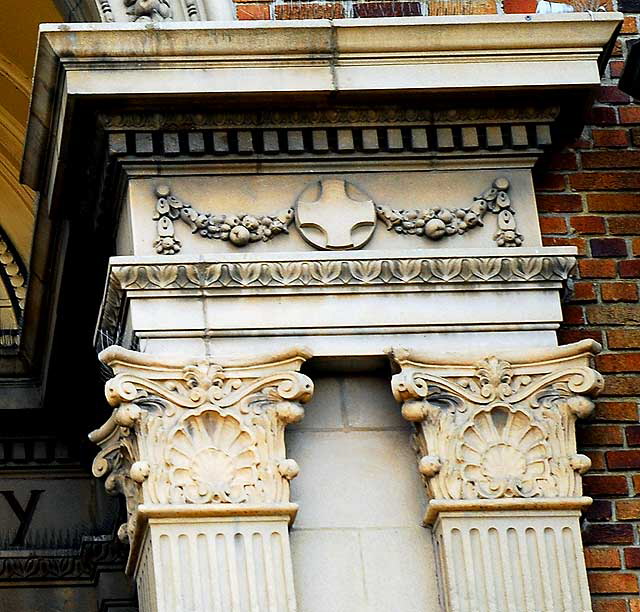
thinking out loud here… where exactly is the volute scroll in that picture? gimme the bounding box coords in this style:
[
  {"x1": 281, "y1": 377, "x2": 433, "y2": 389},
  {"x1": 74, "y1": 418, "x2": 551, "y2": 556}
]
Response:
[{"x1": 89, "y1": 345, "x2": 314, "y2": 572}]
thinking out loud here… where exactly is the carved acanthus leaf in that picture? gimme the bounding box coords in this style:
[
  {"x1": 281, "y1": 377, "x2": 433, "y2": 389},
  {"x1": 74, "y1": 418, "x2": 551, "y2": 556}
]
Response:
[
  {"x1": 391, "y1": 344, "x2": 603, "y2": 502},
  {"x1": 90, "y1": 347, "x2": 313, "y2": 548},
  {"x1": 397, "y1": 364, "x2": 601, "y2": 408},
  {"x1": 0, "y1": 535, "x2": 127, "y2": 584}
]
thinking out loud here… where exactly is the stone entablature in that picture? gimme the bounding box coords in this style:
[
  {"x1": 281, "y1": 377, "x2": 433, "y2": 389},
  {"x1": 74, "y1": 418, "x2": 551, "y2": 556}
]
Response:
[{"x1": 100, "y1": 105, "x2": 558, "y2": 164}]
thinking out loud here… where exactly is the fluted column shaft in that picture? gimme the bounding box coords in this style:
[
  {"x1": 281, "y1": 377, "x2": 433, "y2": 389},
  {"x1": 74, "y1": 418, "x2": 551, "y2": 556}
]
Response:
[
  {"x1": 390, "y1": 340, "x2": 603, "y2": 612},
  {"x1": 90, "y1": 346, "x2": 313, "y2": 612}
]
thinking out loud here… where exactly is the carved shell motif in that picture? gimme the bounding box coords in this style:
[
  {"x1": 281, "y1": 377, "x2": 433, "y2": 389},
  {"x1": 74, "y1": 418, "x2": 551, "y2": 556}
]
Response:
[
  {"x1": 458, "y1": 405, "x2": 552, "y2": 499},
  {"x1": 166, "y1": 409, "x2": 258, "y2": 504}
]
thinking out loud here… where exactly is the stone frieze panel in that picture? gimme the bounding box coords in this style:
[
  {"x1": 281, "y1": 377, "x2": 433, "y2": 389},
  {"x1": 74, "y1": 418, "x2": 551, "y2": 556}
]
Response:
[
  {"x1": 120, "y1": 170, "x2": 542, "y2": 256},
  {"x1": 151, "y1": 177, "x2": 522, "y2": 254}
]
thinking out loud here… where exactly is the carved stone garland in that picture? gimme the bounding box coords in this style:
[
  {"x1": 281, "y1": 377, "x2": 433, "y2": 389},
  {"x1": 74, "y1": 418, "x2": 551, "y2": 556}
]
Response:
[
  {"x1": 152, "y1": 177, "x2": 523, "y2": 254},
  {"x1": 376, "y1": 177, "x2": 522, "y2": 246},
  {"x1": 90, "y1": 346, "x2": 313, "y2": 612},
  {"x1": 390, "y1": 341, "x2": 603, "y2": 612},
  {"x1": 153, "y1": 184, "x2": 295, "y2": 253}
]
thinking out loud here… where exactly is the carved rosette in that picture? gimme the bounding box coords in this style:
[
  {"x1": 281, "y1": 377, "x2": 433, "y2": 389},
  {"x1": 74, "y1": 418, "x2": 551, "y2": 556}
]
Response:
[
  {"x1": 390, "y1": 340, "x2": 603, "y2": 514},
  {"x1": 89, "y1": 346, "x2": 313, "y2": 550}
]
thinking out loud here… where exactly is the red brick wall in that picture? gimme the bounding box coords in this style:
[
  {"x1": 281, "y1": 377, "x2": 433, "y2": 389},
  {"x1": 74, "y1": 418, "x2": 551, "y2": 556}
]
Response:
[
  {"x1": 535, "y1": 14, "x2": 640, "y2": 611},
  {"x1": 235, "y1": 0, "x2": 498, "y2": 21},
  {"x1": 235, "y1": 0, "x2": 615, "y2": 20}
]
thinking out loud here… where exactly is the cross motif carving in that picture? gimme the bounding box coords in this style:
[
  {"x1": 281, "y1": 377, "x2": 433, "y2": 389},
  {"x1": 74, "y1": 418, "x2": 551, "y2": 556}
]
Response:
[{"x1": 295, "y1": 179, "x2": 377, "y2": 250}]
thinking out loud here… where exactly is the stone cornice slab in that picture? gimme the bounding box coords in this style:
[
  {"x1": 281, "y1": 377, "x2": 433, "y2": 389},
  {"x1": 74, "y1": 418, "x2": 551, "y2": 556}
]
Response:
[
  {"x1": 23, "y1": 14, "x2": 622, "y2": 190},
  {"x1": 97, "y1": 247, "x2": 576, "y2": 347},
  {"x1": 30, "y1": 14, "x2": 621, "y2": 60}
]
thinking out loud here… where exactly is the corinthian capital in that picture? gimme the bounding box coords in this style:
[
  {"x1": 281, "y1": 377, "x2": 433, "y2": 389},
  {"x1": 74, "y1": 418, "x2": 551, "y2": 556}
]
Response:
[
  {"x1": 390, "y1": 341, "x2": 603, "y2": 514},
  {"x1": 89, "y1": 346, "x2": 313, "y2": 559}
]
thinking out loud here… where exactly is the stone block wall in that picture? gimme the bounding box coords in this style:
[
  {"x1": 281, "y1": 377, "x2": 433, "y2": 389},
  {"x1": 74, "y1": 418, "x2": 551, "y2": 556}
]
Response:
[
  {"x1": 535, "y1": 13, "x2": 640, "y2": 611},
  {"x1": 287, "y1": 374, "x2": 440, "y2": 612}
]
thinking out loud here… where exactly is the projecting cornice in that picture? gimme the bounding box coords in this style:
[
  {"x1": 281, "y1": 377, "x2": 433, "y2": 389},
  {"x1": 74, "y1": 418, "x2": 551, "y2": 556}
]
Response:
[
  {"x1": 22, "y1": 14, "x2": 621, "y2": 192},
  {"x1": 96, "y1": 247, "x2": 578, "y2": 358}
]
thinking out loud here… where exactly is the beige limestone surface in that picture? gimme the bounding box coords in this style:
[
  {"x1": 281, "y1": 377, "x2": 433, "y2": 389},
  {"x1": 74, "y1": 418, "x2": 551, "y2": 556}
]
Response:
[
  {"x1": 123, "y1": 170, "x2": 542, "y2": 256},
  {"x1": 288, "y1": 375, "x2": 441, "y2": 612},
  {"x1": 434, "y1": 508, "x2": 591, "y2": 612},
  {"x1": 105, "y1": 247, "x2": 572, "y2": 360}
]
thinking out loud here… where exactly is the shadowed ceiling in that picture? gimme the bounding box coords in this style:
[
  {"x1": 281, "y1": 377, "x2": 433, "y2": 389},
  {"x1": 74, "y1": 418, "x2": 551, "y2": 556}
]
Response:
[{"x1": 0, "y1": 0, "x2": 61, "y2": 340}]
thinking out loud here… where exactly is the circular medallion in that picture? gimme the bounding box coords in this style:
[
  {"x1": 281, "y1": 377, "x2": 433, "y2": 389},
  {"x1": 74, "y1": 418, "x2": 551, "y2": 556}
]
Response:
[{"x1": 295, "y1": 179, "x2": 377, "y2": 250}]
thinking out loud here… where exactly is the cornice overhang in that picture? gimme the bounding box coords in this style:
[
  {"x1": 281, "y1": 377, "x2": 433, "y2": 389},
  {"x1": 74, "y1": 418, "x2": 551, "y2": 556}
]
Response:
[
  {"x1": 22, "y1": 14, "x2": 622, "y2": 192},
  {"x1": 97, "y1": 246, "x2": 578, "y2": 358},
  {"x1": 12, "y1": 13, "x2": 622, "y2": 396}
]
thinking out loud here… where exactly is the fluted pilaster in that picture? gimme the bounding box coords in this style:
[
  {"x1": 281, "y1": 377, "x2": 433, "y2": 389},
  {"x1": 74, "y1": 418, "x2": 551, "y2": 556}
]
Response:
[
  {"x1": 390, "y1": 340, "x2": 603, "y2": 612},
  {"x1": 90, "y1": 346, "x2": 313, "y2": 612}
]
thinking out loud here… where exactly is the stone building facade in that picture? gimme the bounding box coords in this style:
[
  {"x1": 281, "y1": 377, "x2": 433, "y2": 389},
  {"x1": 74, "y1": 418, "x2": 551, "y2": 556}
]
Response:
[{"x1": 0, "y1": 1, "x2": 638, "y2": 612}]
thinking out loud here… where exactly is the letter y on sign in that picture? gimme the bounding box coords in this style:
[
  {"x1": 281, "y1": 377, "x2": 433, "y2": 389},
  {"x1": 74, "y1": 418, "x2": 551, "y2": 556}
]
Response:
[{"x1": 0, "y1": 490, "x2": 44, "y2": 545}]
